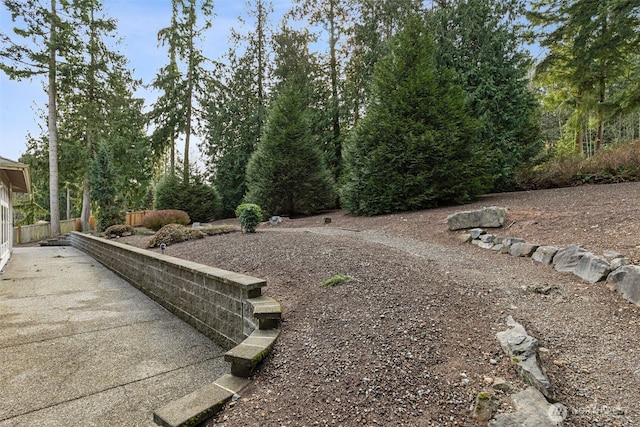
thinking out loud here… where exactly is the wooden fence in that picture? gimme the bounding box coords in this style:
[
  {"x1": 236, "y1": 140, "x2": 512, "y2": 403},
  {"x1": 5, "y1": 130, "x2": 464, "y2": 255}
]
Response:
[
  {"x1": 13, "y1": 218, "x2": 95, "y2": 245},
  {"x1": 13, "y1": 211, "x2": 148, "y2": 245},
  {"x1": 125, "y1": 210, "x2": 150, "y2": 227}
]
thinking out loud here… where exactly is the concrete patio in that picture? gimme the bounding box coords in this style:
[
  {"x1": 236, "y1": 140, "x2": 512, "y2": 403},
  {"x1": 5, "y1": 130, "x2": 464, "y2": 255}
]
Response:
[{"x1": 0, "y1": 246, "x2": 228, "y2": 427}]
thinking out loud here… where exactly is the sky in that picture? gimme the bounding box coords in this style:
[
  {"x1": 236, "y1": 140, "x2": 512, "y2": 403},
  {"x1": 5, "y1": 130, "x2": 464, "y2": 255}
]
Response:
[{"x1": 0, "y1": 0, "x2": 291, "y2": 162}]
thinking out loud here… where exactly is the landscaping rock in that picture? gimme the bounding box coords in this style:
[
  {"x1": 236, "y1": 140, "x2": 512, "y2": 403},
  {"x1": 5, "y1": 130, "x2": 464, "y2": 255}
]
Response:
[
  {"x1": 509, "y1": 242, "x2": 540, "y2": 257},
  {"x1": 470, "y1": 228, "x2": 485, "y2": 239},
  {"x1": 480, "y1": 234, "x2": 496, "y2": 243},
  {"x1": 502, "y1": 237, "x2": 525, "y2": 248},
  {"x1": 532, "y1": 246, "x2": 559, "y2": 264},
  {"x1": 610, "y1": 256, "x2": 631, "y2": 271},
  {"x1": 574, "y1": 253, "x2": 610, "y2": 283},
  {"x1": 492, "y1": 377, "x2": 513, "y2": 393},
  {"x1": 553, "y1": 245, "x2": 588, "y2": 273},
  {"x1": 478, "y1": 241, "x2": 496, "y2": 249},
  {"x1": 496, "y1": 316, "x2": 552, "y2": 399},
  {"x1": 607, "y1": 265, "x2": 640, "y2": 306},
  {"x1": 473, "y1": 391, "x2": 496, "y2": 421},
  {"x1": 489, "y1": 387, "x2": 565, "y2": 427},
  {"x1": 458, "y1": 233, "x2": 472, "y2": 243},
  {"x1": 447, "y1": 207, "x2": 506, "y2": 231}
]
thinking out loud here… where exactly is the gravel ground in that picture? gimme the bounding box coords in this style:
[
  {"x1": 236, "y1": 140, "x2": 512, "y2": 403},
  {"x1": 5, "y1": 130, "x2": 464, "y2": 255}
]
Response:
[{"x1": 122, "y1": 182, "x2": 640, "y2": 426}]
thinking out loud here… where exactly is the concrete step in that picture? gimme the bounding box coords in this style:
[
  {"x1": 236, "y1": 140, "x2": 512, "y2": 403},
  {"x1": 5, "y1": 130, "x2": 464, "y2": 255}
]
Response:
[
  {"x1": 39, "y1": 235, "x2": 71, "y2": 247},
  {"x1": 225, "y1": 328, "x2": 280, "y2": 378},
  {"x1": 153, "y1": 374, "x2": 249, "y2": 427},
  {"x1": 248, "y1": 295, "x2": 282, "y2": 329}
]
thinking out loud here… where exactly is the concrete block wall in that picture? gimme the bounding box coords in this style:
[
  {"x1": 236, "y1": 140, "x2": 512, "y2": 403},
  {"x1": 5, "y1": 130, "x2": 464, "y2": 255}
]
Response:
[{"x1": 68, "y1": 232, "x2": 266, "y2": 349}]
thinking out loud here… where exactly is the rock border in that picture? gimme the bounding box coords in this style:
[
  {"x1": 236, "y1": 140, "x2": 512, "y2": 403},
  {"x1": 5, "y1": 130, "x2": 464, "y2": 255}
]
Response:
[
  {"x1": 461, "y1": 228, "x2": 640, "y2": 307},
  {"x1": 454, "y1": 215, "x2": 640, "y2": 426}
]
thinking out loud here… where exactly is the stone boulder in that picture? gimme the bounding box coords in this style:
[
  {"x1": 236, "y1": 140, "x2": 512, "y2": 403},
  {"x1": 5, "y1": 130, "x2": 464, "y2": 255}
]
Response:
[
  {"x1": 610, "y1": 256, "x2": 631, "y2": 271},
  {"x1": 489, "y1": 387, "x2": 565, "y2": 427},
  {"x1": 509, "y1": 242, "x2": 540, "y2": 257},
  {"x1": 470, "y1": 228, "x2": 485, "y2": 239},
  {"x1": 573, "y1": 253, "x2": 610, "y2": 283},
  {"x1": 607, "y1": 265, "x2": 640, "y2": 306},
  {"x1": 552, "y1": 245, "x2": 588, "y2": 273},
  {"x1": 447, "y1": 207, "x2": 506, "y2": 231},
  {"x1": 532, "y1": 246, "x2": 559, "y2": 265},
  {"x1": 496, "y1": 316, "x2": 552, "y2": 399}
]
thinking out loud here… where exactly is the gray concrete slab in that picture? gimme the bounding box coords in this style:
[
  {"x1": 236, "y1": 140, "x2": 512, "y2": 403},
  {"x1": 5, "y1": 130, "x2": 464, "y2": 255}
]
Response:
[{"x1": 0, "y1": 246, "x2": 229, "y2": 427}]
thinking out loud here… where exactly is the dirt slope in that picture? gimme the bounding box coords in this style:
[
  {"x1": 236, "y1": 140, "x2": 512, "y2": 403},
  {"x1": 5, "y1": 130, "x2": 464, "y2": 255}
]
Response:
[{"x1": 123, "y1": 182, "x2": 640, "y2": 426}]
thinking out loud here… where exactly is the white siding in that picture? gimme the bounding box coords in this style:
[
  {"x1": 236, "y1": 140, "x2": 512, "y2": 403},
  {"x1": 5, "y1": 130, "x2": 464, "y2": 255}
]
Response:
[{"x1": 0, "y1": 181, "x2": 10, "y2": 271}]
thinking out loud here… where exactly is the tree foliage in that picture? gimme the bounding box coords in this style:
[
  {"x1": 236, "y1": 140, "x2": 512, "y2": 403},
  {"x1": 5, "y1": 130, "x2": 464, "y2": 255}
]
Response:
[
  {"x1": 529, "y1": 0, "x2": 640, "y2": 153},
  {"x1": 89, "y1": 143, "x2": 123, "y2": 231},
  {"x1": 340, "y1": 15, "x2": 491, "y2": 216},
  {"x1": 204, "y1": 0, "x2": 272, "y2": 218},
  {"x1": 154, "y1": 172, "x2": 221, "y2": 223},
  {"x1": 428, "y1": 0, "x2": 542, "y2": 190},
  {"x1": 149, "y1": 0, "x2": 214, "y2": 183},
  {"x1": 0, "y1": 0, "x2": 80, "y2": 235},
  {"x1": 245, "y1": 80, "x2": 336, "y2": 217}
]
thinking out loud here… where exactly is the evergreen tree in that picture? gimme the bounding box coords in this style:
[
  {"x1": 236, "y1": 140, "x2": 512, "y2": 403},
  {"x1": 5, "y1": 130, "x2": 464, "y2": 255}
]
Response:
[
  {"x1": 204, "y1": 0, "x2": 272, "y2": 217},
  {"x1": 89, "y1": 143, "x2": 123, "y2": 230},
  {"x1": 343, "y1": 0, "x2": 425, "y2": 126},
  {"x1": 291, "y1": 0, "x2": 351, "y2": 179},
  {"x1": 529, "y1": 0, "x2": 640, "y2": 152},
  {"x1": 429, "y1": 0, "x2": 542, "y2": 190},
  {"x1": 245, "y1": 81, "x2": 336, "y2": 217},
  {"x1": 154, "y1": 172, "x2": 221, "y2": 223},
  {"x1": 340, "y1": 15, "x2": 491, "y2": 216},
  {"x1": 0, "y1": 0, "x2": 80, "y2": 236},
  {"x1": 149, "y1": 0, "x2": 214, "y2": 183},
  {"x1": 54, "y1": 1, "x2": 151, "y2": 229}
]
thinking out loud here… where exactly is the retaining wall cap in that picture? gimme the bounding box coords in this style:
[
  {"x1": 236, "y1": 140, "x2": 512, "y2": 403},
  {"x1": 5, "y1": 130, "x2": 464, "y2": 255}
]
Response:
[{"x1": 153, "y1": 377, "x2": 248, "y2": 427}]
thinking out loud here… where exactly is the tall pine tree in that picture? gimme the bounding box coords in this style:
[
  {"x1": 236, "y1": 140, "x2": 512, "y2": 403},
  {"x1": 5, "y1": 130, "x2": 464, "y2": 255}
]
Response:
[
  {"x1": 341, "y1": 15, "x2": 491, "y2": 215},
  {"x1": 429, "y1": 0, "x2": 542, "y2": 190}
]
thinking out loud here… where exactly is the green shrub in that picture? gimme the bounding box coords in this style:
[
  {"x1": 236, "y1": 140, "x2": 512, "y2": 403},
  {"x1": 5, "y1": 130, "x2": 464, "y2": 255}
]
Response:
[
  {"x1": 154, "y1": 173, "x2": 221, "y2": 223},
  {"x1": 515, "y1": 153, "x2": 583, "y2": 189},
  {"x1": 235, "y1": 203, "x2": 263, "y2": 233},
  {"x1": 340, "y1": 17, "x2": 491, "y2": 216},
  {"x1": 146, "y1": 224, "x2": 205, "y2": 248},
  {"x1": 516, "y1": 140, "x2": 640, "y2": 189},
  {"x1": 320, "y1": 274, "x2": 352, "y2": 287},
  {"x1": 104, "y1": 224, "x2": 133, "y2": 238},
  {"x1": 143, "y1": 209, "x2": 190, "y2": 231},
  {"x1": 201, "y1": 224, "x2": 239, "y2": 236}
]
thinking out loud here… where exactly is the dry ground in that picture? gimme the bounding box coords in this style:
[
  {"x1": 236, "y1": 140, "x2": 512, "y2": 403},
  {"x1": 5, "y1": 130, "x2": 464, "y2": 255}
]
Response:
[{"x1": 121, "y1": 182, "x2": 640, "y2": 426}]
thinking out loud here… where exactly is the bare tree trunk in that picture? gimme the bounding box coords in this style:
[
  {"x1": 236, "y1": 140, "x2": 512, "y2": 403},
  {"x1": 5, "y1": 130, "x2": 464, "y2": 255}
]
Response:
[
  {"x1": 66, "y1": 185, "x2": 70, "y2": 220},
  {"x1": 575, "y1": 128, "x2": 584, "y2": 155},
  {"x1": 329, "y1": 0, "x2": 341, "y2": 181},
  {"x1": 48, "y1": 0, "x2": 60, "y2": 237},
  {"x1": 183, "y1": 24, "x2": 194, "y2": 185},
  {"x1": 595, "y1": 75, "x2": 606, "y2": 152},
  {"x1": 81, "y1": 173, "x2": 91, "y2": 231}
]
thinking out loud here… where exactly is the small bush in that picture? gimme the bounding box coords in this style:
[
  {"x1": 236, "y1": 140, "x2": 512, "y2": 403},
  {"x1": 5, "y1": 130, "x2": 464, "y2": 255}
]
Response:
[
  {"x1": 146, "y1": 224, "x2": 205, "y2": 248},
  {"x1": 201, "y1": 224, "x2": 239, "y2": 236},
  {"x1": 104, "y1": 224, "x2": 133, "y2": 238},
  {"x1": 516, "y1": 139, "x2": 640, "y2": 190},
  {"x1": 582, "y1": 139, "x2": 640, "y2": 183},
  {"x1": 320, "y1": 274, "x2": 352, "y2": 287},
  {"x1": 235, "y1": 203, "x2": 263, "y2": 233},
  {"x1": 143, "y1": 209, "x2": 190, "y2": 231},
  {"x1": 154, "y1": 173, "x2": 222, "y2": 223},
  {"x1": 516, "y1": 153, "x2": 583, "y2": 190}
]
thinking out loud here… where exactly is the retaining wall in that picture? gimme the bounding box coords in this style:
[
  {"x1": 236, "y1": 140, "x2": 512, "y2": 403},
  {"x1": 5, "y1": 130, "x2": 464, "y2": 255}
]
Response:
[{"x1": 68, "y1": 232, "x2": 265, "y2": 349}]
